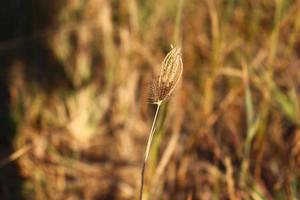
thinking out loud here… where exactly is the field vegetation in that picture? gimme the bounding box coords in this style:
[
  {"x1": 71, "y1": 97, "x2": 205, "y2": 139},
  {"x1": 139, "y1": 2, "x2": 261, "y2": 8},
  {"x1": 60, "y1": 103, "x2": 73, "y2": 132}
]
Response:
[{"x1": 0, "y1": 0, "x2": 300, "y2": 199}]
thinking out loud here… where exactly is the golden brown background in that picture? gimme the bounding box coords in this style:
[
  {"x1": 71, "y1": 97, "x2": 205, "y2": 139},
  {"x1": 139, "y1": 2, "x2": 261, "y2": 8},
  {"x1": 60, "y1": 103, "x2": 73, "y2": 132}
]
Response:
[{"x1": 0, "y1": 0, "x2": 300, "y2": 199}]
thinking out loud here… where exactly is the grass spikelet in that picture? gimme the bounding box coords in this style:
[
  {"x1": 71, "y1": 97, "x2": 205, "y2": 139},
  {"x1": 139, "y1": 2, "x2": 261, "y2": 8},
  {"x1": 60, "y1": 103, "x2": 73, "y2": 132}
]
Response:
[
  {"x1": 139, "y1": 46, "x2": 183, "y2": 200},
  {"x1": 149, "y1": 46, "x2": 183, "y2": 105}
]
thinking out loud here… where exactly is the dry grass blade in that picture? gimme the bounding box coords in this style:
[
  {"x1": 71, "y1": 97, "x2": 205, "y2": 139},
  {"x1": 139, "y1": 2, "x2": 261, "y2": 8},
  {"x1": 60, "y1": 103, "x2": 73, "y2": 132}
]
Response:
[
  {"x1": 140, "y1": 46, "x2": 183, "y2": 200},
  {"x1": 0, "y1": 145, "x2": 32, "y2": 168}
]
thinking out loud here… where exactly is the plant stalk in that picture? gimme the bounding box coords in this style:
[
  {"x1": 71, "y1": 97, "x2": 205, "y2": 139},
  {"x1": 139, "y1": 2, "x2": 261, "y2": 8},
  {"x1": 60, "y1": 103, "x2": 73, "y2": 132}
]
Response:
[{"x1": 139, "y1": 102, "x2": 161, "y2": 200}]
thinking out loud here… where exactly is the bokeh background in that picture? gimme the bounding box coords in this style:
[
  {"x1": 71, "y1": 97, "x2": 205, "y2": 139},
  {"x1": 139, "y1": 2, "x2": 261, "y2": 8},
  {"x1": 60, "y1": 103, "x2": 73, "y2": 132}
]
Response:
[{"x1": 0, "y1": 0, "x2": 300, "y2": 199}]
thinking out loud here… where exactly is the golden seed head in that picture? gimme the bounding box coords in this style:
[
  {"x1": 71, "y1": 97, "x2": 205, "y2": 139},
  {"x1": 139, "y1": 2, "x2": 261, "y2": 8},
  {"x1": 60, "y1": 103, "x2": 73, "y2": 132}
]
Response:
[{"x1": 149, "y1": 46, "x2": 183, "y2": 104}]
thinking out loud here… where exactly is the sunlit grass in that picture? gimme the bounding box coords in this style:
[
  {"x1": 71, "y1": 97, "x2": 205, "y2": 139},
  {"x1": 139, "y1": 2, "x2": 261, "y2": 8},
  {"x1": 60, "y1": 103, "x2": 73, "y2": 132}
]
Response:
[{"x1": 1, "y1": 0, "x2": 299, "y2": 199}]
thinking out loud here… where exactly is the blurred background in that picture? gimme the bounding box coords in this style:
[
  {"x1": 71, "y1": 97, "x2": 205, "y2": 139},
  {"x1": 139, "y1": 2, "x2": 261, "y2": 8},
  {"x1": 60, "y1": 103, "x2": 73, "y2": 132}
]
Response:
[{"x1": 0, "y1": 0, "x2": 300, "y2": 199}]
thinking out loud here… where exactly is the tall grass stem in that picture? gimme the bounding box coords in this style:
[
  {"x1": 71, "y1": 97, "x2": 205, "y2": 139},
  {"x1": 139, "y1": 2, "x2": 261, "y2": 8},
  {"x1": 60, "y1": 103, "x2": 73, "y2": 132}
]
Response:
[{"x1": 139, "y1": 102, "x2": 161, "y2": 200}]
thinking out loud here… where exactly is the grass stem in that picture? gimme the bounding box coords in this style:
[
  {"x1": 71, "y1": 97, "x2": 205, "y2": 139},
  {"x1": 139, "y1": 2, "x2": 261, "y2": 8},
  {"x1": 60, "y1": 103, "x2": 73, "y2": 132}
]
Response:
[{"x1": 139, "y1": 101, "x2": 161, "y2": 200}]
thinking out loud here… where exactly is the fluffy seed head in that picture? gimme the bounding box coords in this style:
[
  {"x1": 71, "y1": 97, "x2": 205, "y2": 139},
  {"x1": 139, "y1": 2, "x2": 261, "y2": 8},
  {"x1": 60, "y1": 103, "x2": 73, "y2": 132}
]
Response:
[{"x1": 149, "y1": 46, "x2": 183, "y2": 104}]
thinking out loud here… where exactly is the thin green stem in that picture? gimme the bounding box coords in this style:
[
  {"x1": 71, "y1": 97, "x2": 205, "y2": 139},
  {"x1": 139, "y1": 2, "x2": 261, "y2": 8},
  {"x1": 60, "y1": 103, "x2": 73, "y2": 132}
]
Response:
[{"x1": 139, "y1": 102, "x2": 161, "y2": 200}]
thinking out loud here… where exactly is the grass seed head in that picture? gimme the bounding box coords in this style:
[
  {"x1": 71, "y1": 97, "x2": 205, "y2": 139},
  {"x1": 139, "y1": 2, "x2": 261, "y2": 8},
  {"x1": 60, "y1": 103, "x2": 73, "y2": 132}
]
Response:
[{"x1": 149, "y1": 46, "x2": 183, "y2": 104}]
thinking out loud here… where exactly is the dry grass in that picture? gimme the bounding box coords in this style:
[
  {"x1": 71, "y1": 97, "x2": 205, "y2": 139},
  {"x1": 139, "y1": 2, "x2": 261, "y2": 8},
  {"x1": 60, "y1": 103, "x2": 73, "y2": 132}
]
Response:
[
  {"x1": 0, "y1": 0, "x2": 300, "y2": 199},
  {"x1": 140, "y1": 46, "x2": 183, "y2": 200}
]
